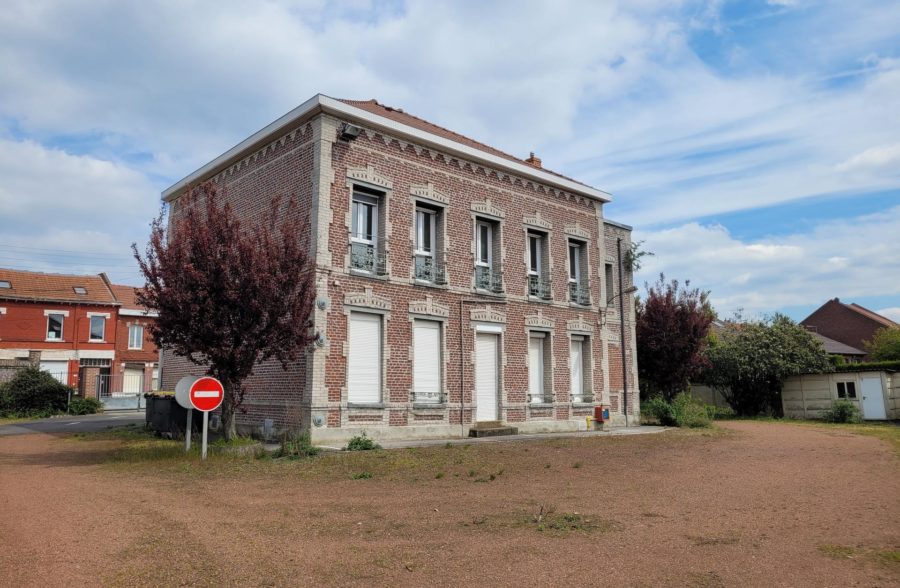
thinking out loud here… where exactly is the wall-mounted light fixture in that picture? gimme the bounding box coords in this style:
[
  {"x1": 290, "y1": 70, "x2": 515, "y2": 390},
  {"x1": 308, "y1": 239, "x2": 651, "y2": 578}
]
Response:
[{"x1": 339, "y1": 123, "x2": 361, "y2": 141}]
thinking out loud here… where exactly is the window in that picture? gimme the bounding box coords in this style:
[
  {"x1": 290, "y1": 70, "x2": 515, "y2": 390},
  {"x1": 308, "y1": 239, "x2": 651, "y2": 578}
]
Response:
[
  {"x1": 47, "y1": 313, "x2": 64, "y2": 340},
  {"x1": 605, "y1": 263, "x2": 615, "y2": 303},
  {"x1": 836, "y1": 381, "x2": 857, "y2": 399},
  {"x1": 128, "y1": 324, "x2": 144, "y2": 350},
  {"x1": 568, "y1": 241, "x2": 589, "y2": 305},
  {"x1": 528, "y1": 332, "x2": 552, "y2": 403},
  {"x1": 348, "y1": 312, "x2": 382, "y2": 404},
  {"x1": 527, "y1": 230, "x2": 550, "y2": 299},
  {"x1": 0, "y1": 280, "x2": 10, "y2": 289},
  {"x1": 570, "y1": 335, "x2": 591, "y2": 403},
  {"x1": 89, "y1": 316, "x2": 105, "y2": 341},
  {"x1": 415, "y1": 208, "x2": 436, "y2": 255},
  {"x1": 476, "y1": 221, "x2": 492, "y2": 267},
  {"x1": 73, "y1": 287, "x2": 87, "y2": 295},
  {"x1": 528, "y1": 233, "x2": 542, "y2": 275},
  {"x1": 351, "y1": 193, "x2": 378, "y2": 244},
  {"x1": 568, "y1": 243, "x2": 581, "y2": 283},
  {"x1": 151, "y1": 366, "x2": 159, "y2": 392},
  {"x1": 413, "y1": 320, "x2": 441, "y2": 403}
]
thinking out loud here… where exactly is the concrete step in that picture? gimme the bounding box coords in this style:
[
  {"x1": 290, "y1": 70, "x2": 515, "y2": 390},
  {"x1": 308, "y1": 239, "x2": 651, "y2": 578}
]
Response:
[
  {"x1": 469, "y1": 424, "x2": 518, "y2": 438},
  {"x1": 470, "y1": 420, "x2": 503, "y2": 430}
]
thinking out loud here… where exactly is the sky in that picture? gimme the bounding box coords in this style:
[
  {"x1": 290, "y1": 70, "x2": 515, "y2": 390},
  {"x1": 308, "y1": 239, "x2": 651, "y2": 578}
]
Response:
[{"x1": 0, "y1": 0, "x2": 898, "y2": 322}]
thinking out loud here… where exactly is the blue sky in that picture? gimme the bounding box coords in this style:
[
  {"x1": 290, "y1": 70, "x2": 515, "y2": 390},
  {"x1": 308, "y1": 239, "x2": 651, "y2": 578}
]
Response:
[{"x1": 0, "y1": 0, "x2": 898, "y2": 322}]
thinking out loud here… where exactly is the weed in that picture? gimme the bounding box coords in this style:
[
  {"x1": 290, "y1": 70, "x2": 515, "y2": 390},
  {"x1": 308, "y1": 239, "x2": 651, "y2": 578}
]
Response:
[
  {"x1": 276, "y1": 433, "x2": 319, "y2": 459},
  {"x1": 434, "y1": 472, "x2": 444, "y2": 479},
  {"x1": 351, "y1": 471, "x2": 373, "y2": 480},
  {"x1": 345, "y1": 432, "x2": 381, "y2": 451},
  {"x1": 572, "y1": 462, "x2": 582, "y2": 469},
  {"x1": 690, "y1": 534, "x2": 739, "y2": 546}
]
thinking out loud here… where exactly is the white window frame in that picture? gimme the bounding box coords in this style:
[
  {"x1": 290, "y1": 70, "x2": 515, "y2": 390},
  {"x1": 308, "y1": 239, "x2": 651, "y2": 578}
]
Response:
[
  {"x1": 476, "y1": 221, "x2": 492, "y2": 267},
  {"x1": 46, "y1": 313, "x2": 65, "y2": 341},
  {"x1": 528, "y1": 332, "x2": 546, "y2": 404},
  {"x1": 570, "y1": 334, "x2": 588, "y2": 403},
  {"x1": 88, "y1": 315, "x2": 105, "y2": 342},
  {"x1": 528, "y1": 233, "x2": 542, "y2": 276},
  {"x1": 351, "y1": 193, "x2": 378, "y2": 245},
  {"x1": 568, "y1": 242, "x2": 582, "y2": 284},
  {"x1": 128, "y1": 324, "x2": 144, "y2": 350},
  {"x1": 415, "y1": 207, "x2": 436, "y2": 257},
  {"x1": 413, "y1": 319, "x2": 442, "y2": 404}
]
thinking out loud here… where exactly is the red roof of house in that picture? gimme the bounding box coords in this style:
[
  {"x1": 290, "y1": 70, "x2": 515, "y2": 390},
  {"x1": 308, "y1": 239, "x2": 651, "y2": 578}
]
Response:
[
  {"x1": 109, "y1": 284, "x2": 144, "y2": 311},
  {"x1": 338, "y1": 98, "x2": 590, "y2": 188},
  {"x1": 0, "y1": 268, "x2": 117, "y2": 305}
]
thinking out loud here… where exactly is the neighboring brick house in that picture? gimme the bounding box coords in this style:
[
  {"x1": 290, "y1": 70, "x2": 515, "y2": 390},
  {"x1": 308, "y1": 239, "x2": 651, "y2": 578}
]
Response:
[
  {"x1": 159, "y1": 94, "x2": 639, "y2": 442},
  {"x1": 801, "y1": 298, "x2": 898, "y2": 360},
  {"x1": 0, "y1": 268, "x2": 158, "y2": 400},
  {"x1": 110, "y1": 284, "x2": 160, "y2": 396}
]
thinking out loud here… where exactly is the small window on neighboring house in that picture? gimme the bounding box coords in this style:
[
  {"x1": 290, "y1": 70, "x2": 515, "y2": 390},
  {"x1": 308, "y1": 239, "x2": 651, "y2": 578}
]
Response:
[
  {"x1": 836, "y1": 381, "x2": 857, "y2": 399},
  {"x1": 89, "y1": 316, "x2": 105, "y2": 341},
  {"x1": 47, "y1": 313, "x2": 64, "y2": 340},
  {"x1": 605, "y1": 263, "x2": 615, "y2": 303},
  {"x1": 128, "y1": 324, "x2": 144, "y2": 350},
  {"x1": 73, "y1": 287, "x2": 87, "y2": 295},
  {"x1": 0, "y1": 280, "x2": 10, "y2": 289}
]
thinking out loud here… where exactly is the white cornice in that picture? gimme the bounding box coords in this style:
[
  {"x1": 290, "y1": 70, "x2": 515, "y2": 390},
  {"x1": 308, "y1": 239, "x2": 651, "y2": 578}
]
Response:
[
  {"x1": 119, "y1": 308, "x2": 159, "y2": 318},
  {"x1": 161, "y1": 94, "x2": 612, "y2": 203}
]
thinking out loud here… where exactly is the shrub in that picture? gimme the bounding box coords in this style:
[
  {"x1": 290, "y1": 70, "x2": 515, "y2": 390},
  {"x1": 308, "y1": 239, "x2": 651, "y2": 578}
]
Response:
[
  {"x1": 0, "y1": 367, "x2": 72, "y2": 417},
  {"x1": 345, "y1": 432, "x2": 381, "y2": 451},
  {"x1": 704, "y1": 404, "x2": 736, "y2": 420},
  {"x1": 642, "y1": 393, "x2": 711, "y2": 428},
  {"x1": 276, "y1": 433, "x2": 319, "y2": 458},
  {"x1": 822, "y1": 400, "x2": 861, "y2": 424},
  {"x1": 68, "y1": 397, "x2": 103, "y2": 416}
]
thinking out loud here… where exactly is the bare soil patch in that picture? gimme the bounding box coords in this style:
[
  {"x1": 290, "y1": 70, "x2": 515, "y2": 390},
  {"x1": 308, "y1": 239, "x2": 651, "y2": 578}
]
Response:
[{"x1": 0, "y1": 421, "x2": 897, "y2": 587}]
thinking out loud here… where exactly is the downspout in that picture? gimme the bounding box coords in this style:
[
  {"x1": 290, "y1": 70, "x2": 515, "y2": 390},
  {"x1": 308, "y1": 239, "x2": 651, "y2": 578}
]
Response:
[{"x1": 617, "y1": 237, "x2": 629, "y2": 427}]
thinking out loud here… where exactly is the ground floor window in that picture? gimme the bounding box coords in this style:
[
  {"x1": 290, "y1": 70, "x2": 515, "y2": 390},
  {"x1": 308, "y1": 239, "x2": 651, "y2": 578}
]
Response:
[
  {"x1": 413, "y1": 319, "x2": 441, "y2": 403},
  {"x1": 570, "y1": 335, "x2": 591, "y2": 403},
  {"x1": 528, "y1": 332, "x2": 551, "y2": 403},
  {"x1": 836, "y1": 381, "x2": 857, "y2": 399},
  {"x1": 348, "y1": 312, "x2": 382, "y2": 404}
]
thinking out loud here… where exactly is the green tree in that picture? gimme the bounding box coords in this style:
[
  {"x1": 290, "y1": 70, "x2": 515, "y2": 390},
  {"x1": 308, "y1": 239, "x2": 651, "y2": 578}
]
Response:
[
  {"x1": 703, "y1": 314, "x2": 831, "y2": 416},
  {"x1": 864, "y1": 327, "x2": 900, "y2": 361}
]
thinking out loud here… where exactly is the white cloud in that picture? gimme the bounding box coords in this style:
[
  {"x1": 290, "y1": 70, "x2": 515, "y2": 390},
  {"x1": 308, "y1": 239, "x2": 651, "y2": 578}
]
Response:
[
  {"x1": 876, "y1": 307, "x2": 900, "y2": 323},
  {"x1": 836, "y1": 144, "x2": 900, "y2": 174},
  {"x1": 635, "y1": 206, "x2": 900, "y2": 317}
]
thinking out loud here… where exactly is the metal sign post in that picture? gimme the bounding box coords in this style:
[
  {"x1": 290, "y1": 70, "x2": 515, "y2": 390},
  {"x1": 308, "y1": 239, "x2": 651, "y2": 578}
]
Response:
[
  {"x1": 175, "y1": 375, "x2": 225, "y2": 460},
  {"x1": 201, "y1": 410, "x2": 209, "y2": 460},
  {"x1": 184, "y1": 408, "x2": 193, "y2": 452}
]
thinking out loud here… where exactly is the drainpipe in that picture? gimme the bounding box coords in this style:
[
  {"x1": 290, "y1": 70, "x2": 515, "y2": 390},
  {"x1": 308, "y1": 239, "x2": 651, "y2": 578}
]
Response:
[{"x1": 617, "y1": 238, "x2": 629, "y2": 427}]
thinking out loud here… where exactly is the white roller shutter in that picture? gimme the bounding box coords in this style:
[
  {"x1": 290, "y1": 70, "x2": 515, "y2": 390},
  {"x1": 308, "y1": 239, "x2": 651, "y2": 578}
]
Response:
[
  {"x1": 570, "y1": 339, "x2": 584, "y2": 402},
  {"x1": 39, "y1": 360, "x2": 68, "y2": 385},
  {"x1": 348, "y1": 312, "x2": 382, "y2": 404},
  {"x1": 475, "y1": 333, "x2": 499, "y2": 421},
  {"x1": 528, "y1": 335, "x2": 544, "y2": 403},
  {"x1": 123, "y1": 367, "x2": 144, "y2": 394},
  {"x1": 413, "y1": 320, "x2": 441, "y2": 403}
]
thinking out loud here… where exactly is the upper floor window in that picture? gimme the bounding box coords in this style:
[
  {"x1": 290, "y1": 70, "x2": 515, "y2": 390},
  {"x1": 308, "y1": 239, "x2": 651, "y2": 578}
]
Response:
[
  {"x1": 605, "y1": 263, "x2": 615, "y2": 303},
  {"x1": 527, "y1": 230, "x2": 550, "y2": 300},
  {"x1": 414, "y1": 206, "x2": 446, "y2": 284},
  {"x1": 128, "y1": 324, "x2": 144, "y2": 350},
  {"x1": 474, "y1": 219, "x2": 503, "y2": 293},
  {"x1": 350, "y1": 186, "x2": 387, "y2": 275},
  {"x1": 47, "y1": 313, "x2": 64, "y2": 340},
  {"x1": 89, "y1": 316, "x2": 105, "y2": 341},
  {"x1": 568, "y1": 241, "x2": 590, "y2": 305}
]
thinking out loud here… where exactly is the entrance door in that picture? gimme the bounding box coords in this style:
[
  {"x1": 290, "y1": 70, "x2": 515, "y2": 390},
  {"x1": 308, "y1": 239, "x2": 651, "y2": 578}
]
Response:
[
  {"x1": 475, "y1": 333, "x2": 499, "y2": 421},
  {"x1": 860, "y1": 377, "x2": 887, "y2": 420}
]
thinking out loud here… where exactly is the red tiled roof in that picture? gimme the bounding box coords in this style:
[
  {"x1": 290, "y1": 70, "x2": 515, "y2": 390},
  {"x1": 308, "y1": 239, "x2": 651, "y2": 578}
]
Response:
[
  {"x1": 846, "y1": 302, "x2": 898, "y2": 328},
  {"x1": 0, "y1": 268, "x2": 117, "y2": 305},
  {"x1": 110, "y1": 284, "x2": 144, "y2": 311},
  {"x1": 338, "y1": 98, "x2": 592, "y2": 189}
]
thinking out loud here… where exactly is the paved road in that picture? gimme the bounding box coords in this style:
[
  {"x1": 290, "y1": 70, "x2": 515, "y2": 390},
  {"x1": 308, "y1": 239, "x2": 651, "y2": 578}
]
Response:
[{"x1": 0, "y1": 411, "x2": 145, "y2": 436}]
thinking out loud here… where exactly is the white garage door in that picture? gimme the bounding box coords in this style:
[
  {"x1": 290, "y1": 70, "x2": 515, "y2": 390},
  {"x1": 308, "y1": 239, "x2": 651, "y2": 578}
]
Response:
[
  {"x1": 475, "y1": 333, "x2": 499, "y2": 421},
  {"x1": 348, "y1": 312, "x2": 382, "y2": 404},
  {"x1": 39, "y1": 360, "x2": 68, "y2": 384},
  {"x1": 413, "y1": 320, "x2": 441, "y2": 403},
  {"x1": 122, "y1": 367, "x2": 144, "y2": 395}
]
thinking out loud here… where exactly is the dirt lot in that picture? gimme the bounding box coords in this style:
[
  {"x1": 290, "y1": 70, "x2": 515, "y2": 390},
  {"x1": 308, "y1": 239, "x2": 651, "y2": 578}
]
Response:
[{"x1": 0, "y1": 421, "x2": 897, "y2": 587}]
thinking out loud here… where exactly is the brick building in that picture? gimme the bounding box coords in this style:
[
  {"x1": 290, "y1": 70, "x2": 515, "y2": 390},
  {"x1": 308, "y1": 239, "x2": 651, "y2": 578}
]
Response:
[
  {"x1": 801, "y1": 298, "x2": 898, "y2": 360},
  {"x1": 159, "y1": 94, "x2": 639, "y2": 441},
  {"x1": 0, "y1": 268, "x2": 158, "y2": 402}
]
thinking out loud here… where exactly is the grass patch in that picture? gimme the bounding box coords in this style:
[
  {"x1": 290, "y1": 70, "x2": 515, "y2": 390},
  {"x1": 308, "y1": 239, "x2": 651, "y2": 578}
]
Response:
[
  {"x1": 818, "y1": 544, "x2": 900, "y2": 566},
  {"x1": 350, "y1": 471, "x2": 373, "y2": 480},
  {"x1": 771, "y1": 420, "x2": 900, "y2": 454},
  {"x1": 689, "y1": 533, "x2": 740, "y2": 546}
]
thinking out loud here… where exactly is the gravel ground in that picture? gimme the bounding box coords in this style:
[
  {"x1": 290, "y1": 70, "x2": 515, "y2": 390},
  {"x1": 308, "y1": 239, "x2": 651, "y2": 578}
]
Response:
[{"x1": 0, "y1": 421, "x2": 897, "y2": 587}]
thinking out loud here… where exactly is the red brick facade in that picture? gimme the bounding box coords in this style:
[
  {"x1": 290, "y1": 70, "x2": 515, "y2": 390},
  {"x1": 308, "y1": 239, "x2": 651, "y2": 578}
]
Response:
[
  {"x1": 160, "y1": 97, "x2": 639, "y2": 441},
  {"x1": 801, "y1": 298, "x2": 898, "y2": 359}
]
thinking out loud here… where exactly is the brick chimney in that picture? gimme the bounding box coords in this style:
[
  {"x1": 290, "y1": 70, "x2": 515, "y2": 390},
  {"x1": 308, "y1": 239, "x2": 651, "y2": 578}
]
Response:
[{"x1": 525, "y1": 152, "x2": 542, "y2": 168}]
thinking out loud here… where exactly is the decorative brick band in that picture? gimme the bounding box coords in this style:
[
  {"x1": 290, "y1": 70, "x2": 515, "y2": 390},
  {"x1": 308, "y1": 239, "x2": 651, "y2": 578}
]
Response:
[
  {"x1": 525, "y1": 311, "x2": 555, "y2": 329},
  {"x1": 470, "y1": 306, "x2": 506, "y2": 323},
  {"x1": 408, "y1": 295, "x2": 450, "y2": 318},
  {"x1": 564, "y1": 223, "x2": 591, "y2": 240},
  {"x1": 523, "y1": 212, "x2": 553, "y2": 230},
  {"x1": 410, "y1": 182, "x2": 449, "y2": 206},
  {"x1": 347, "y1": 164, "x2": 392, "y2": 189},
  {"x1": 471, "y1": 199, "x2": 505, "y2": 219},
  {"x1": 344, "y1": 287, "x2": 391, "y2": 311},
  {"x1": 567, "y1": 314, "x2": 595, "y2": 333}
]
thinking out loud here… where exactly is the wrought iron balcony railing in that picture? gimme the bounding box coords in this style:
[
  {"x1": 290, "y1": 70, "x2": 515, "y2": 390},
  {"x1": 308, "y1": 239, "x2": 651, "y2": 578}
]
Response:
[
  {"x1": 474, "y1": 266, "x2": 504, "y2": 294},
  {"x1": 414, "y1": 255, "x2": 447, "y2": 285},
  {"x1": 528, "y1": 274, "x2": 552, "y2": 300},
  {"x1": 350, "y1": 242, "x2": 387, "y2": 275},
  {"x1": 568, "y1": 281, "x2": 591, "y2": 306}
]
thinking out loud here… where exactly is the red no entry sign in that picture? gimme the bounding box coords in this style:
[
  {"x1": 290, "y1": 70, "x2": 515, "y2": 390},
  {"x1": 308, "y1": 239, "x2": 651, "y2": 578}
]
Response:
[{"x1": 188, "y1": 376, "x2": 224, "y2": 412}]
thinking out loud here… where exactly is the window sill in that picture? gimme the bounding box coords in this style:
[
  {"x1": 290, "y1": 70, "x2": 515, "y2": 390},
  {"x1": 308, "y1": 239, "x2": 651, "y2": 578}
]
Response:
[
  {"x1": 474, "y1": 288, "x2": 506, "y2": 298},
  {"x1": 89, "y1": 340, "x2": 106, "y2": 344},
  {"x1": 349, "y1": 268, "x2": 389, "y2": 280},
  {"x1": 568, "y1": 301, "x2": 592, "y2": 309},
  {"x1": 45, "y1": 339, "x2": 64, "y2": 343},
  {"x1": 526, "y1": 296, "x2": 553, "y2": 304},
  {"x1": 413, "y1": 279, "x2": 449, "y2": 289},
  {"x1": 529, "y1": 402, "x2": 554, "y2": 408},
  {"x1": 128, "y1": 348, "x2": 144, "y2": 351},
  {"x1": 412, "y1": 402, "x2": 445, "y2": 410},
  {"x1": 347, "y1": 403, "x2": 385, "y2": 410},
  {"x1": 572, "y1": 401, "x2": 596, "y2": 408}
]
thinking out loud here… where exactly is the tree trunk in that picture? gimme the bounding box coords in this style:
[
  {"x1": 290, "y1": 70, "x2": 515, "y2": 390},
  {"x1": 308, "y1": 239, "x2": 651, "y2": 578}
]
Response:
[{"x1": 221, "y1": 378, "x2": 240, "y2": 440}]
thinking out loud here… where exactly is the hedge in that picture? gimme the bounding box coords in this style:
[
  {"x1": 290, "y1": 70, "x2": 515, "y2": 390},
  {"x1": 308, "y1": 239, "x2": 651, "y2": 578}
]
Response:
[{"x1": 830, "y1": 360, "x2": 900, "y2": 373}]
